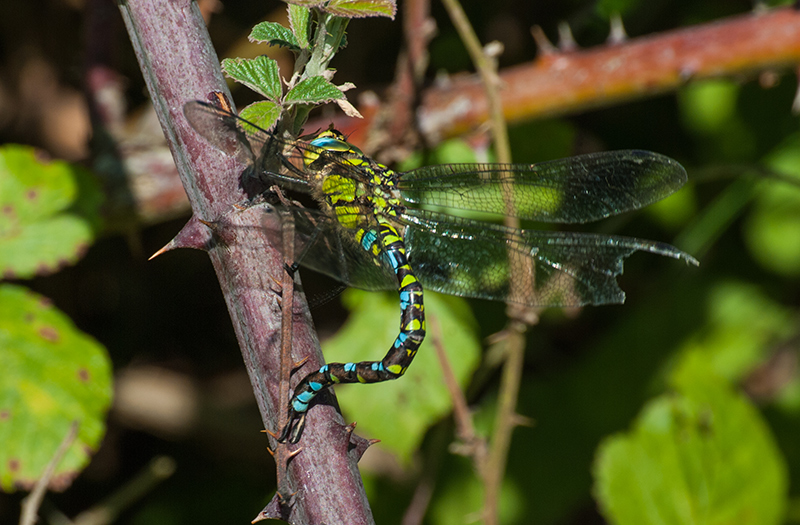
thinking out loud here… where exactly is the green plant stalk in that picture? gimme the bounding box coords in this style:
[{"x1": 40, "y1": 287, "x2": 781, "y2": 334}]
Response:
[
  {"x1": 19, "y1": 422, "x2": 79, "y2": 525},
  {"x1": 290, "y1": 11, "x2": 349, "y2": 132}
]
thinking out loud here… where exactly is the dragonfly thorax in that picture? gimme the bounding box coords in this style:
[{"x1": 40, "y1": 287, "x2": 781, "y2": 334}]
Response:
[{"x1": 302, "y1": 129, "x2": 404, "y2": 232}]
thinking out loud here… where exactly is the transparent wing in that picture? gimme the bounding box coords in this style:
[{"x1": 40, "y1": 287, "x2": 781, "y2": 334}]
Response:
[
  {"x1": 399, "y1": 150, "x2": 687, "y2": 224},
  {"x1": 259, "y1": 202, "x2": 697, "y2": 306},
  {"x1": 399, "y1": 209, "x2": 697, "y2": 307},
  {"x1": 184, "y1": 100, "x2": 372, "y2": 188},
  {"x1": 259, "y1": 204, "x2": 398, "y2": 291},
  {"x1": 183, "y1": 100, "x2": 263, "y2": 166}
]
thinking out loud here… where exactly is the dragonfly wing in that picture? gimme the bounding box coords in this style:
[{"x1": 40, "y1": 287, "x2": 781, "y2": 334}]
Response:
[
  {"x1": 260, "y1": 204, "x2": 398, "y2": 291},
  {"x1": 399, "y1": 150, "x2": 687, "y2": 223},
  {"x1": 183, "y1": 101, "x2": 264, "y2": 166},
  {"x1": 184, "y1": 100, "x2": 318, "y2": 191},
  {"x1": 400, "y1": 209, "x2": 697, "y2": 307}
]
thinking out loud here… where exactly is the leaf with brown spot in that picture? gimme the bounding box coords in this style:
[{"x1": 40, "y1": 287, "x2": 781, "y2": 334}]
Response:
[
  {"x1": 0, "y1": 144, "x2": 102, "y2": 278},
  {"x1": 0, "y1": 284, "x2": 112, "y2": 492}
]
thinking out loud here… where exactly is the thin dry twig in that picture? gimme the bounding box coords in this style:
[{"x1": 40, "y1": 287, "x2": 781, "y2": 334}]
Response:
[
  {"x1": 70, "y1": 456, "x2": 176, "y2": 525},
  {"x1": 274, "y1": 189, "x2": 298, "y2": 507},
  {"x1": 437, "y1": 1, "x2": 533, "y2": 523},
  {"x1": 430, "y1": 317, "x2": 486, "y2": 462},
  {"x1": 20, "y1": 421, "x2": 80, "y2": 525}
]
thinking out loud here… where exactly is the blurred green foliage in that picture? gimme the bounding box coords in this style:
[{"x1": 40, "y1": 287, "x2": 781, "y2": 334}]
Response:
[
  {"x1": 0, "y1": 145, "x2": 102, "y2": 279},
  {"x1": 0, "y1": 145, "x2": 111, "y2": 494},
  {"x1": 0, "y1": 285, "x2": 112, "y2": 492}
]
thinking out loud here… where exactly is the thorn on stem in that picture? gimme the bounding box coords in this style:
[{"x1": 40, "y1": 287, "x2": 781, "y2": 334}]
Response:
[
  {"x1": 483, "y1": 40, "x2": 504, "y2": 59},
  {"x1": 557, "y1": 22, "x2": 577, "y2": 51},
  {"x1": 511, "y1": 413, "x2": 535, "y2": 428},
  {"x1": 149, "y1": 216, "x2": 215, "y2": 259},
  {"x1": 608, "y1": 13, "x2": 628, "y2": 44},
  {"x1": 148, "y1": 244, "x2": 171, "y2": 260},
  {"x1": 531, "y1": 25, "x2": 557, "y2": 56},
  {"x1": 292, "y1": 356, "x2": 310, "y2": 370}
]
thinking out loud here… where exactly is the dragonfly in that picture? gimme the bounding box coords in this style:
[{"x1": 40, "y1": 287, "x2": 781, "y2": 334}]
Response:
[{"x1": 184, "y1": 97, "x2": 698, "y2": 443}]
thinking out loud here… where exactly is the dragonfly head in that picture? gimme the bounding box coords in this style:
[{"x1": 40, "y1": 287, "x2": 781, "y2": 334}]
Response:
[{"x1": 303, "y1": 128, "x2": 365, "y2": 167}]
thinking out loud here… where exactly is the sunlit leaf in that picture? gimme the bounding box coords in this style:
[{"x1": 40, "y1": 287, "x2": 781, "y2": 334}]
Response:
[
  {"x1": 678, "y1": 80, "x2": 739, "y2": 134},
  {"x1": 288, "y1": 4, "x2": 311, "y2": 49},
  {"x1": 249, "y1": 21, "x2": 299, "y2": 51},
  {"x1": 0, "y1": 284, "x2": 113, "y2": 492},
  {"x1": 744, "y1": 138, "x2": 800, "y2": 277},
  {"x1": 239, "y1": 101, "x2": 282, "y2": 133},
  {"x1": 674, "y1": 281, "x2": 795, "y2": 382},
  {"x1": 285, "y1": 76, "x2": 344, "y2": 105},
  {"x1": 283, "y1": 0, "x2": 396, "y2": 19},
  {"x1": 222, "y1": 56, "x2": 282, "y2": 102}
]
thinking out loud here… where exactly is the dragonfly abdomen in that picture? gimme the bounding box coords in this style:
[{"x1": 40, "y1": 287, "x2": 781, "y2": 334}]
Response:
[{"x1": 279, "y1": 218, "x2": 426, "y2": 443}]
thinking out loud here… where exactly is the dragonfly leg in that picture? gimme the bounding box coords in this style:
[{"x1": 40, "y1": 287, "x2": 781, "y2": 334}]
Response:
[{"x1": 278, "y1": 222, "x2": 426, "y2": 443}]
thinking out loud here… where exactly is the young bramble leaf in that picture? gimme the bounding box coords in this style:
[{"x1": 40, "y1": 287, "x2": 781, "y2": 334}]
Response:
[
  {"x1": 283, "y1": 0, "x2": 396, "y2": 19},
  {"x1": 250, "y1": 22, "x2": 300, "y2": 51},
  {"x1": 288, "y1": 4, "x2": 311, "y2": 49},
  {"x1": 222, "y1": 56, "x2": 282, "y2": 102},
  {"x1": 325, "y1": 0, "x2": 396, "y2": 19},
  {"x1": 239, "y1": 101, "x2": 282, "y2": 133},
  {"x1": 285, "y1": 76, "x2": 344, "y2": 105},
  {"x1": 0, "y1": 284, "x2": 113, "y2": 492}
]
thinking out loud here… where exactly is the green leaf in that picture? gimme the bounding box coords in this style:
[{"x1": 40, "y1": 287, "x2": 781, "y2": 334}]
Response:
[
  {"x1": 285, "y1": 76, "x2": 344, "y2": 105},
  {"x1": 0, "y1": 284, "x2": 113, "y2": 492},
  {"x1": 249, "y1": 21, "x2": 299, "y2": 51},
  {"x1": 283, "y1": 0, "x2": 396, "y2": 19},
  {"x1": 594, "y1": 369, "x2": 787, "y2": 525},
  {"x1": 646, "y1": 183, "x2": 696, "y2": 231},
  {"x1": 0, "y1": 145, "x2": 100, "y2": 279},
  {"x1": 430, "y1": 138, "x2": 479, "y2": 165},
  {"x1": 679, "y1": 80, "x2": 739, "y2": 134},
  {"x1": 288, "y1": 4, "x2": 311, "y2": 49},
  {"x1": 743, "y1": 137, "x2": 800, "y2": 277},
  {"x1": 323, "y1": 290, "x2": 481, "y2": 462},
  {"x1": 673, "y1": 281, "x2": 795, "y2": 382},
  {"x1": 238, "y1": 101, "x2": 282, "y2": 133},
  {"x1": 222, "y1": 56, "x2": 282, "y2": 102}
]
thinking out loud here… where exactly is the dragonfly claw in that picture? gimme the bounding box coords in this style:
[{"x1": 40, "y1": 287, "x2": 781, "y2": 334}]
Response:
[{"x1": 278, "y1": 410, "x2": 307, "y2": 444}]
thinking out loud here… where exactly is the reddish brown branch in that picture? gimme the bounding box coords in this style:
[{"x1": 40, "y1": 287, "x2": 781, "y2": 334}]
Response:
[
  {"x1": 416, "y1": 6, "x2": 800, "y2": 141},
  {"x1": 99, "y1": 6, "x2": 800, "y2": 225}
]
